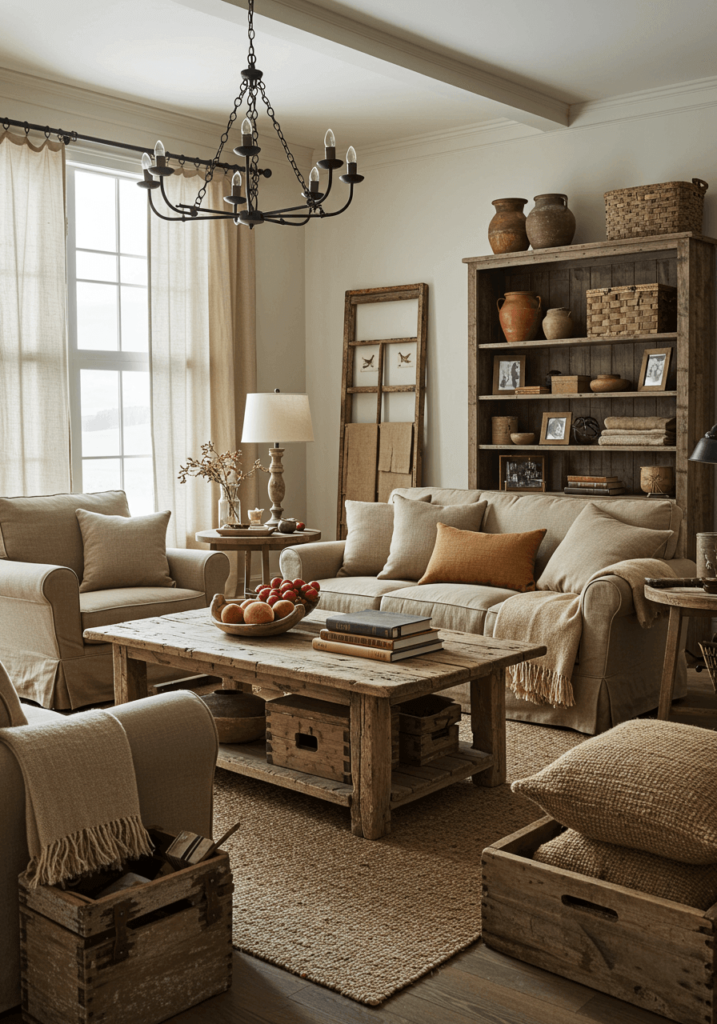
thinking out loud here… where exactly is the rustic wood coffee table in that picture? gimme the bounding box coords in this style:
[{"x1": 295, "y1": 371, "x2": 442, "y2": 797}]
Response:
[{"x1": 84, "y1": 609, "x2": 545, "y2": 840}]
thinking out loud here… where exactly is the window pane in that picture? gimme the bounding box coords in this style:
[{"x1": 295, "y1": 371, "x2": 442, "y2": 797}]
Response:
[
  {"x1": 76, "y1": 251, "x2": 117, "y2": 283},
  {"x1": 75, "y1": 171, "x2": 116, "y2": 252},
  {"x1": 76, "y1": 282, "x2": 118, "y2": 350},
  {"x1": 119, "y1": 178, "x2": 147, "y2": 256},
  {"x1": 120, "y1": 286, "x2": 149, "y2": 352},
  {"x1": 82, "y1": 458, "x2": 122, "y2": 494},
  {"x1": 120, "y1": 256, "x2": 147, "y2": 286},
  {"x1": 81, "y1": 370, "x2": 120, "y2": 456},
  {"x1": 122, "y1": 371, "x2": 152, "y2": 455},
  {"x1": 124, "y1": 458, "x2": 154, "y2": 515}
]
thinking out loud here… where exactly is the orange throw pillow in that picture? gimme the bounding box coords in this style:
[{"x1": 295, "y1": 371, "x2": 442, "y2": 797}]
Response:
[{"x1": 418, "y1": 523, "x2": 547, "y2": 593}]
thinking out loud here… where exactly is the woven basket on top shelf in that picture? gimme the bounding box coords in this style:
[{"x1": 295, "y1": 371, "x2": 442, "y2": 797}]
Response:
[
  {"x1": 604, "y1": 179, "x2": 708, "y2": 240},
  {"x1": 586, "y1": 283, "x2": 677, "y2": 338}
]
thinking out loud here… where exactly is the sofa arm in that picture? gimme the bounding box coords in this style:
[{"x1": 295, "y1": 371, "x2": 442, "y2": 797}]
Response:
[
  {"x1": 580, "y1": 558, "x2": 698, "y2": 620},
  {"x1": 0, "y1": 560, "x2": 83, "y2": 661},
  {"x1": 166, "y1": 548, "x2": 230, "y2": 603},
  {"x1": 280, "y1": 541, "x2": 346, "y2": 582},
  {"x1": 108, "y1": 690, "x2": 217, "y2": 838}
]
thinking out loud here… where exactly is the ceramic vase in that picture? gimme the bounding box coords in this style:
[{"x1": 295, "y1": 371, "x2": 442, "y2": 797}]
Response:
[
  {"x1": 697, "y1": 532, "x2": 717, "y2": 577},
  {"x1": 542, "y1": 307, "x2": 573, "y2": 340},
  {"x1": 526, "y1": 193, "x2": 576, "y2": 249},
  {"x1": 218, "y1": 485, "x2": 242, "y2": 527},
  {"x1": 488, "y1": 198, "x2": 529, "y2": 254},
  {"x1": 640, "y1": 466, "x2": 675, "y2": 497},
  {"x1": 497, "y1": 291, "x2": 543, "y2": 343}
]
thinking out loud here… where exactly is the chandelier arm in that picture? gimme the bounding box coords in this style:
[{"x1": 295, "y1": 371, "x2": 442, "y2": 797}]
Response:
[
  {"x1": 263, "y1": 202, "x2": 313, "y2": 216},
  {"x1": 194, "y1": 79, "x2": 249, "y2": 210},
  {"x1": 263, "y1": 215, "x2": 313, "y2": 226},
  {"x1": 316, "y1": 183, "x2": 355, "y2": 218},
  {"x1": 148, "y1": 191, "x2": 190, "y2": 222},
  {"x1": 310, "y1": 167, "x2": 334, "y2": 208},
  {"x1": 158, "y1": 177, "x2": 191, "y2": 216},
  {"x1": 258, "y1": 81, "x2": 308, "y2": 193}
]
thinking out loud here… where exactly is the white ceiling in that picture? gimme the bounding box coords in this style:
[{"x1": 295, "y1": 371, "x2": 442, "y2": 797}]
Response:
[{"x1": 1, "y1": 0, "x2": 716, "y2": 150}]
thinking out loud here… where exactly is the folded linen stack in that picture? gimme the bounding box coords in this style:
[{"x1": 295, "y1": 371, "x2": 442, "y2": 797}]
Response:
[{"x1": 598, "y1": 415, "x2": 676, "y2": 447}]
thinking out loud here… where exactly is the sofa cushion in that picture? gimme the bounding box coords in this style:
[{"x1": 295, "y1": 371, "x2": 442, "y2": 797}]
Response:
[
  {"x1": 338, "y1": 495, "x2": 431, "y2": 578},
  {"x1": 77, "y1": 509, "x2": 175, "y2": 593},
  {"x1": 419, "y1": 523, "x2": 546, "y2": 593},
  {"x1": 538, "y1": 503, "x2": 673, "y2": 594},
  {"x1": 378, "y1": 496, "x2": 487, "y2": 582},
  {"x1": 390, "y1": 487, "x2": 483, "y2": 506},
  {"x1": 80, "y1": 587, "x2": 205, "y2": 636},
  {"x1": 316, "y1": 577, "x2": 417, "y2": 616},
  {"x1": 512, "y1": 719, "x2": 717, "y2": 864},
  {"x1": 380, "y1": 583, "x2": 519, "y2": 635},
  {"x1": 0, "y1": 490, "x2": 130, "y2": 578}
]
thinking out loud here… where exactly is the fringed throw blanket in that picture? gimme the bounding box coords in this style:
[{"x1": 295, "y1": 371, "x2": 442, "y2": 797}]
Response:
[
  {"x1": 493, "y1": 558, "x2": 676, "y2": 708},
  {"x1": 0, "y1": 710, "x2": 152, "y2": 887}
]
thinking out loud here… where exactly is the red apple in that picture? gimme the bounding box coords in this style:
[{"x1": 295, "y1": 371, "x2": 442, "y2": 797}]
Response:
[
  {"x1": 282, "y1": 589, "x2": 298, "y2": 602},
  {"x1": 292, "y1": 578, "x2": 305, "y2": 589},
  {"x1": 304, "y1": 587, "x2": 319, "y2": 602},
  {"x1": 270, "y1": 576, "x2": 283, "y2": 589},
  {"x1": 296, "y1": 522, "x2": 305, "y2": 531},
  {"x1": 269, "y1": 588, "x2": 280, "y2": 596},
  {"x1": 267, "y1": 594, "x2": 280, "y2": 607},
  {"x1": 300, "y1": 583, "x2": 313, "y2": 594},
  {"x1": 309, "y1": 581, "x2": 320, "y2": 592},
  {"x1": 257, "y1": 587, "x2": 270, "y2": 598}
]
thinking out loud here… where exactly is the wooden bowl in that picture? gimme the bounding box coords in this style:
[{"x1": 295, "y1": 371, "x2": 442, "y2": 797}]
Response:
[
  {"x1": 209, "y1": 593, "x2": 317, "y2": 636},
  {"x1": 201, "y1": 689, "x2": 266, "y2": 743},
  {"x1": 589, "y1": 376, "x2": 631, "y2": 393},
  {"x1": 510, "y1": 432, "x2": 536, "y2": 445}
]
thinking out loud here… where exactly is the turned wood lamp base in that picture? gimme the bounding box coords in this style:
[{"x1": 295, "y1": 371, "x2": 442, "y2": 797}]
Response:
[{"x1": 265, "y1": 446, "x2": 286, "y2": 527}]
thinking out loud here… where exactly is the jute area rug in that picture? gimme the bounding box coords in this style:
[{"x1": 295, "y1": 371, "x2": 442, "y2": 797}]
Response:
[{"x1": 212, "y1": 719, "x2": 585, "y2": 1006}]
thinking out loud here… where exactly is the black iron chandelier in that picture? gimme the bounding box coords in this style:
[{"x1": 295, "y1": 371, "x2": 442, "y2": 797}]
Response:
[{"x1": 138, "y1": 0, "x2": 364, "y2": 227}]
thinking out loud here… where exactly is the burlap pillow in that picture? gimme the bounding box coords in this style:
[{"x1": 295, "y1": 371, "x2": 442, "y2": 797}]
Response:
[
  {"x1": 338, "y1": 495, "x2": 431, "y2": 578},
  {"x1": 534, "y1": 829, "x2": 717, "y2": 910},
  {"x1": 538, "y1": 502, "x2": 673, "y2": 593},
  {"x1": 512, "y1": 719, "x2": 717, "y2": 864},
  {"x1": 419, "y1": 523, "x2": 546, "y2": 593},
  {"x1": 76, "y1": 509, "x2": 175, "y2": 593},
  {"x1": 378, "y1": 496, "x2": 487, "y2": 582}
]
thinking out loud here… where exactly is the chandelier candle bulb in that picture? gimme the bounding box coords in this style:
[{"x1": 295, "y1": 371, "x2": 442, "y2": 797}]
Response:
[
  {"x1": 150, "y1": 139, "x2": 173, "y2": 177},
  {"x1": 324, "y1": 128, "x2": 336, "y2": 156},
  {"x1": 241, "y1": 118, "x2": 253, "y2": 146},
  {"x1": 309, "y1": 166, "x2": 320, "y2": 194},
  {"x1": 138, "y1": 151, "x2": 161, "y2": 189},
  {"x1": 346, "y1": 146, "x2": 357, "y2": 172},
  {"x1": 141, "y1": 152, "x2": 151, "y2": 171}
]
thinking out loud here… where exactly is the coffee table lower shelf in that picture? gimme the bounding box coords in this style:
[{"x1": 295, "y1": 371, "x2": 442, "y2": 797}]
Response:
[{"x1": 217, "y1": 739, "x2": 493, "y2": 809}]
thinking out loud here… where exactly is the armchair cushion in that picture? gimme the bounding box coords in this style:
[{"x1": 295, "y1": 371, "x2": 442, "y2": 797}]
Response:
[
  {"x1": 80, "y1": 587, "x2": 205, "y2": 635},
  {"x1": 76, "y1": 508, "x2": 175, "y2": 592}
]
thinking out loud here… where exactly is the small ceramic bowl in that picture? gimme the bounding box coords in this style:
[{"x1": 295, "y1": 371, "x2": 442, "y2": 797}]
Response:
[
  {"x1": 510, "y1": 432, "x2": 536, "y2": 445},
  {"x1": 590, "y1": 375, "x2": 631, "y2": 393}
]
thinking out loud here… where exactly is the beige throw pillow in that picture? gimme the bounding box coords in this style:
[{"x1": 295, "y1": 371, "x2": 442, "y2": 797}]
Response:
[
  {"x1": 378, "y1": 495, "x2": 487, "y2": 582},
  {"x1": 76, "y1": 509, "x2": 175, "y2": 593},
  {"x1": 339, "y1": 495, "x2": 431, "y2": 578},
  {"x1": 512, "y1": 719, "x2": 717, "y2": 864},
  {"x1": 538, "y1": 502, "x2": 673, "y2": 593},
  {"x1": 534, "y1": 829, "x2": 717, "y2": 910}
]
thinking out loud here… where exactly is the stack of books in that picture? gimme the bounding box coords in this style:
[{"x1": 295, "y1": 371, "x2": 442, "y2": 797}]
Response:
[
  {"x1": 312, "y1": 610, "x2": 444, "y2": 662},
  {"x1": 564, "y1": 475, "x2": 625, "y2": 496},
  {"x1": 514, "y1": 385, "x2": 550, "y2": 395}
]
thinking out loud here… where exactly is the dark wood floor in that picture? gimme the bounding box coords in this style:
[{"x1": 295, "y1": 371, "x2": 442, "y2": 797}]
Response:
[{"x1": 4, "y1": 672, "x2": 715, "y2": 1024}]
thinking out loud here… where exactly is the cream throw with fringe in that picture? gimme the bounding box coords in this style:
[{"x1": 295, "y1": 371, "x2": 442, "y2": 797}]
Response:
[
  {"x1": 493, "y1": 558, "x2": 676, "y2": 708},
  {"x1": 0, "y1": 710, "x2": 152, "y2": 887}
]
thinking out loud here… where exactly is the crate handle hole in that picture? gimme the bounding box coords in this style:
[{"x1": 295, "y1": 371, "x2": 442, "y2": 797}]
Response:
[
  {"x1": 561, "y1": 894, "x2": 618, "y2": 921},
  {"x1": 431, "y1": 726, "x2": 450, "y2": 740},
  {"x1": 295, "y1": 732, "x2": 318, "y2": 751},
  {"x1": 127, "y1": 897, "x2": 194, "y2": 929}
]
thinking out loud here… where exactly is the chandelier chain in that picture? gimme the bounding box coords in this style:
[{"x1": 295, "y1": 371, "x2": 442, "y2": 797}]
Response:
[
  {"x1": 258, "y1": 82, "x2": 308, "y2": 193},
  {"x1": 194, "y1": 80, "x2": 248, "y2": 208}
]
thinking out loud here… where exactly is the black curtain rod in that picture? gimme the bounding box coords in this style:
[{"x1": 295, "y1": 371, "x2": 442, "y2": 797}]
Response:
[{"x1": 0, "y1": 116, "x2": 242, "y2": 174}]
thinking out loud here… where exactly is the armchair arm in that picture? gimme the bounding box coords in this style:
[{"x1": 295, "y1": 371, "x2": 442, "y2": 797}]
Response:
[
  {"x1": 166, "y1": 548, "x2": 230, "y2": 603},
  {"x1": 0, "y1": 561, "x2": 83, "y2": 661},
  {"x1": 280, "y1": 541, "x2": 346, "y2": 582}
]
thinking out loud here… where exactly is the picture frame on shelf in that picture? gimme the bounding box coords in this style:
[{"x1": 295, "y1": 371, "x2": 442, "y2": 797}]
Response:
[
  {"x1": 638, "y1": 348, "x2": 672, "y2": 391},
  {"x1": 499, "y1": 454, "x2": 546, "y2": 492},
  {"x1": 540, "y1": 411, "x2": 572, "y2": 445},
  {"x1": 492, "y1": 355, "x2": 526, "y2": 396}
]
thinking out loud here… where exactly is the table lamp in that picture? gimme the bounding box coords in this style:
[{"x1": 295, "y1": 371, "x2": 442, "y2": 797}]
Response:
[{"x1": 241, "y1": 390, "x2": 314, "y2": 527}]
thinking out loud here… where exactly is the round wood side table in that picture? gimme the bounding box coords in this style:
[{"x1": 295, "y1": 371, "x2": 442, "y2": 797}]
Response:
[
  {"x1": 644, "y1": 584, "x2": 717, "y2": 722},
  {"x1": 195, "y1": 528, "x2": 322, "y2": 597}
]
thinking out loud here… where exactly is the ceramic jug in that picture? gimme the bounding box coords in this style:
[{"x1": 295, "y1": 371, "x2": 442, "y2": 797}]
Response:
[
  {"x1": 542, "y1": 307, "x2": 573, "y2": 340},
  {"x1": 526, "y1": 194, "x2": 576, "y2": 249},
  {"x1": 488, "y1": 198, "x2": 529, "y2": 254},
  {"x1": 497, "y1": 291, "x2": 543, "y2": 343}
]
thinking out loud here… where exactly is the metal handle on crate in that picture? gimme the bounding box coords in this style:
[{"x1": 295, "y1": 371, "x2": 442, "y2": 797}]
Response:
[
  {"x1": 111, "y1": 900, "x2": 132, "y2": 963},
  {"x1": 205, "y1": 872, "x2": 222, "y2": 925},
  {"x1": 561, "y1": 894, "x2": 618, "y2": 921}
]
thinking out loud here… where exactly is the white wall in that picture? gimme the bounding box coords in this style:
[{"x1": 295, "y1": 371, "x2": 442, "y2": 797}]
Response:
[{"x1": 304, "y1": 98, "x2": 717, "y2": 539}]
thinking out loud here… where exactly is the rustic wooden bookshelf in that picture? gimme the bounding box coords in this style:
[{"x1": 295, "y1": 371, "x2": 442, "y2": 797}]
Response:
[{"x1": 464, "y1": 233, "x2": 717, "y2": 558}]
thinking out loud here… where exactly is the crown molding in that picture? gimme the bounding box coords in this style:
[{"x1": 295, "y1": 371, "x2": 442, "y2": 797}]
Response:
[{"x1": 569, "y1": 74, "x2": 717, "y2": 129}]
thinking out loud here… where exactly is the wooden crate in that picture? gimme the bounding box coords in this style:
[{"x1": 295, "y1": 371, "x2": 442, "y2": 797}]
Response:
[
  {"x1": 266, "y1": 695, "x2": 399, "y2": 783},
  {"x1": 551, "y1": 375, "x2": 592, "y2": 394},
  {"x1": 397, "y1": 694, "x2": 461, "y2": 766},
  {"x1": 605, "y1": 179, "x2": 707, "y2": 240},
  {"x1": 586, "y1": 283, "x2": 677, "y2": 338},
  {"x1": 19, "y1": 850, "x2": 233, "y2": 1024},
  {"x1": 482, "y1": 817, "x2": 716, "y2": 1024}
]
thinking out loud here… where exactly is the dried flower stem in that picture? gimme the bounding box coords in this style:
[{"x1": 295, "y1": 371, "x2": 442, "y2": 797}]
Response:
[{"x1": 178, "y1": 442, "x2": 268, "y2": 521}]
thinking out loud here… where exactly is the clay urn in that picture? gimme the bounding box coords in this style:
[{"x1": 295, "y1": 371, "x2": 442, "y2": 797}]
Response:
[
  {"x1": 542, "y1": 307, "x2": 573, "y2": 340},
  {"x1": 526, "y1": 193, "x2": 576, "y2": 249},
  {"x1": 488, "y1": 198, "x2": 529, "y2": 254},
  {"x1": 497, "y1": 291, "x2": 543, "y2": 343}
]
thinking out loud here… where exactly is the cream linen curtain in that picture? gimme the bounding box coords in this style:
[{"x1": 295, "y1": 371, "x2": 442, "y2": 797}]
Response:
[
  {"x1": 149, "y1": 169, "x2": 257, "y2": 590},
  {"x1": 0, "y1": 133, "x2": 70, "y2": 497}
]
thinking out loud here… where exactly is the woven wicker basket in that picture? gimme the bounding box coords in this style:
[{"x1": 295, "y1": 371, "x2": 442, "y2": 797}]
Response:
[
  {"x1": 605, "y1": 179, "x2": 708, "y2": 240},
  {"x1": 586, "y1": 283, "x2": 677, "y2": 338},
  {"x1": 492, "y1": 416, "x2": 518, "y2": 445}
]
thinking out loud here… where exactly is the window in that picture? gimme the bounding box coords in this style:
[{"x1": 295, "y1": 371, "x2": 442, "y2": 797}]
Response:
[{"x1": 67, "y1": 164, "x2": 155, "y2": 514}]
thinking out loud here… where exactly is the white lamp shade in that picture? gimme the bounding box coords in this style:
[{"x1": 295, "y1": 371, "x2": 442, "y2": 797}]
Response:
[{"x1": 241, "y1": 393, "x2": 315, "y2": 444}]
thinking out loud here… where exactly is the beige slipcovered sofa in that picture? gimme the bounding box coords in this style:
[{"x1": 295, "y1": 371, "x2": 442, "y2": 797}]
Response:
[
  {"x1": 280, "y1": 487, "x2": 695, "y2": 735},
  {"x1": 0, "y1": 491, "x2": 230, "y2": 708}
]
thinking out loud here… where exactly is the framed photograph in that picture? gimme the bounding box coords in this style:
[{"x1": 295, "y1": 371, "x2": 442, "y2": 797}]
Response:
[
  {"x1": 540, "y1": 411, "x2": 572, "y2": 445},
  {"x1": 499, "y1": 454, "x2": 546, "y2": 492},
  {"x1": 638, "y1": 347, "x2": 672, "y2": 391},
  {"x1": 492, "y1": 355, "x2": 526, "y2": 396}
]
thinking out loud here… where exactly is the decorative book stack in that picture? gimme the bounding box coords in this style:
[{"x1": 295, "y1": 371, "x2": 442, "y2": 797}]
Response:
[
  {"x1": 312, "y1": 610, "x2": 443, "y2": 662},
  {"x1": 564, "y1": 475, "x2": 625, "y2": 496}
]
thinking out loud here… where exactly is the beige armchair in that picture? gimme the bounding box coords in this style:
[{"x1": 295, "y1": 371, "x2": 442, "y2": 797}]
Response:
[{"x1": 0, "y1": 491, "x2": 229, "y2": 708}]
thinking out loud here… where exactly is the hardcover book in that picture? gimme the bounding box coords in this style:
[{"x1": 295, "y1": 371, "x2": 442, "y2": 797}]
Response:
[
  {"x1": 319, "y1": 628, "x2": 439, "y2": 651},
  {"x1": 324, "y1": 609, "x2": 432, "y2": 639},
  {"x1": 312, "y1": 637, "x2": 444, "y2": 662}
]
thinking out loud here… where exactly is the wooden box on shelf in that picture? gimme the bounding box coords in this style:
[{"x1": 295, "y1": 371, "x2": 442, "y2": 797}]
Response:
[
  {"x1": 551, "y1": 375, "x2": 592, "y2": 394},
  {"x1": 397, "y1": 694, "x2": 461, "y2": 766},
  {"x1": 482, "y1": 817, "x2": 716, "y2": 1024}
]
